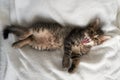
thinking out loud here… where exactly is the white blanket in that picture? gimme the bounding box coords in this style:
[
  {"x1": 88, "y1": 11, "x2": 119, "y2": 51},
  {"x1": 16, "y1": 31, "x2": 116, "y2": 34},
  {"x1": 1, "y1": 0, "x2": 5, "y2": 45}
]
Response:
[{"x1": 1, "y1": 0, "x2": 120, "y2": 80}]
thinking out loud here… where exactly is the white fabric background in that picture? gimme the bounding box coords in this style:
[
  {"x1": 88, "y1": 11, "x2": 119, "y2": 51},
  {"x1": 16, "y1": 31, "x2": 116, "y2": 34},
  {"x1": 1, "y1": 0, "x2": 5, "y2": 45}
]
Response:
[{"x1": 0, "y1": 0, "x2": 120, "y2": 80}]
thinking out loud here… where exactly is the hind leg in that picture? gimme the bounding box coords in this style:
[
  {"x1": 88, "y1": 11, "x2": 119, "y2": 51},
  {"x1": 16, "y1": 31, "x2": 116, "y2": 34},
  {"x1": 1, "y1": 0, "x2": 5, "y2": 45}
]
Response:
[
  {"x1": 12, "y1": 36, "x2": 32, "y2": 48},
  {"x1": 18, "y1": 30, "x2": 32, "y2": 40}
]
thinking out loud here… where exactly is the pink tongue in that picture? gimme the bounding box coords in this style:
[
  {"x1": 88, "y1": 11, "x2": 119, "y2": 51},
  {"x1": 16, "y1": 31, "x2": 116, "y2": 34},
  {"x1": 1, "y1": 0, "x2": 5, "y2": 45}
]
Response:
[{"x1": 82, "y1": 38, "x2": 90, "y2": 43}]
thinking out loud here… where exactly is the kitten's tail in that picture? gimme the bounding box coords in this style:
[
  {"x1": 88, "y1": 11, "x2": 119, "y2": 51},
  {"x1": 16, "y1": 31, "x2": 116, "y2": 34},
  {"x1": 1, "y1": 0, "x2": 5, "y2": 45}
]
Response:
[{"x1": 3, "y1": 25, "x2": 28, "y2": 39}]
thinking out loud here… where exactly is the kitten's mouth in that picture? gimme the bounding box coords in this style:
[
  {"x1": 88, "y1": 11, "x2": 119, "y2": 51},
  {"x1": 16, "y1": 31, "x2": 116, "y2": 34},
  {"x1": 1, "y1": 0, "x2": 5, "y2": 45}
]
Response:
[
  {"x1": 81, "y1": 38, "x2": 90, "y2": 44},
  {"x1": 81, "y1": 38, "x2": 94, "y2": 46},
  {"x1": 82, "y1": 33, "x2": 94, "y2": 46}
]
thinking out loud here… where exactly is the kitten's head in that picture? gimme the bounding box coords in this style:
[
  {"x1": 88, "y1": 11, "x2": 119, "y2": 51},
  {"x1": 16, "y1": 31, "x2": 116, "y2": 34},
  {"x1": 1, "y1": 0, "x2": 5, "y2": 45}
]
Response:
[{"x1": 86, "y1": 18, "x2": 111, "y2": 45}]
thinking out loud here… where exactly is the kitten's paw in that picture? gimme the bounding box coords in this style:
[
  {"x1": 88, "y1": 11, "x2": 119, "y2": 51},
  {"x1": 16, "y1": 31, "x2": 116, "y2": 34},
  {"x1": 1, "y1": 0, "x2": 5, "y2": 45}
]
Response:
[
  {"x1": 62, "y1": 57, "x2": 71, "y2": 69},
  {"x1": 62, "y1": 62, "x2": 70, "y2": 69},
  {"x1": 63, "y1": 68, "x2": 68, "y2": 71},
  {"x1": 68, "y1": 67, "x2": 76, "y2": 73},
  {"x1": 12, "y1": 42, "x2": 22, "y2": 48}
]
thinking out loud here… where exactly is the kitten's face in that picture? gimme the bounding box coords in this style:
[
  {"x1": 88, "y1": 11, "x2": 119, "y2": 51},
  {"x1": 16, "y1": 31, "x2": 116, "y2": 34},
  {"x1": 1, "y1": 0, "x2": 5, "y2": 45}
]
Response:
[{"x1": 84, "y1": 18, "x2": 111, "y2": 46}]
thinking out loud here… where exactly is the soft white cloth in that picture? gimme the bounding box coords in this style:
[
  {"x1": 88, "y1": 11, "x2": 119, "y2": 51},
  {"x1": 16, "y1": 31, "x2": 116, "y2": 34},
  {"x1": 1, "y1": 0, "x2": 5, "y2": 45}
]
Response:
[{"x1": 1, "y1": 0, "x2": 120, "y2": 80}]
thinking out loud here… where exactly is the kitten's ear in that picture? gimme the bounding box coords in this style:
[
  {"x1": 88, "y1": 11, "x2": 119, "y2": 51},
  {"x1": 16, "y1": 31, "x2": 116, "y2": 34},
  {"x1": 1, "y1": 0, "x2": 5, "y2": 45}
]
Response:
[
  {"x1": 99, "y1": 35, "x2": 111, "y2": 43},
  {"x1": 89, "y1": 18, "x2": 101, "y2": 30}
]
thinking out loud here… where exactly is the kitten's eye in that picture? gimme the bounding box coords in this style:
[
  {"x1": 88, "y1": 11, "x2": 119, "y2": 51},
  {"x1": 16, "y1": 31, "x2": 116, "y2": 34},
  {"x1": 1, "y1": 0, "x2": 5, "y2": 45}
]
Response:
[
  {"x1": 94, "y1": 38, "x2": 98, "y2": 40},
  {"x1": 90, "y1": 30, "x2": 94, "y2": 34},
  {"x1": 91, "y1": 31, "x2": 93, "y2": 34},
  {"x1": 90, "y1": 29, "x2": 95, "y2": 34}
]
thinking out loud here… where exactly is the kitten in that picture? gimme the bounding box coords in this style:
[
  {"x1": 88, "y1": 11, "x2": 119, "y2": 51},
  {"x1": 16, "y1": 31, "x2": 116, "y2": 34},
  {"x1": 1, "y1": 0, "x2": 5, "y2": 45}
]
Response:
[{"x1": 3, "y1": 18, "x2": 110, "y2": 73}]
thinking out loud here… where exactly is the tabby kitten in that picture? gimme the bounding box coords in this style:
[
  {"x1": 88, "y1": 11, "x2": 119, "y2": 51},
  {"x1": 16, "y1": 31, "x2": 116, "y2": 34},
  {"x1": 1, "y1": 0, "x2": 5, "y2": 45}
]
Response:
[{"x1": 3, "y1": 18, "x2": 110, "y2": 73}]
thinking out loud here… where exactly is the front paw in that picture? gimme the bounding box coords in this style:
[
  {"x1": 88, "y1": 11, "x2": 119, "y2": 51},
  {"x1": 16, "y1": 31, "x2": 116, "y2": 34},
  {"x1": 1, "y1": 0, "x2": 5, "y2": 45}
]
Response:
[
  {"x1": 62, "y1": 57, "x2": 71, "y2": 69},
  {"x1": 68, "y1": 66, "x2": 76, "y2": 73}
]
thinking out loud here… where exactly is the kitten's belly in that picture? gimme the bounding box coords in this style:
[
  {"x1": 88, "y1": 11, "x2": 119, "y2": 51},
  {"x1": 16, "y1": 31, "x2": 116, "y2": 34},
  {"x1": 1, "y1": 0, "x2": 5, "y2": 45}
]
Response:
[{"x1": 29, "y1": 29, "x2": 63, "y2": 50}]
